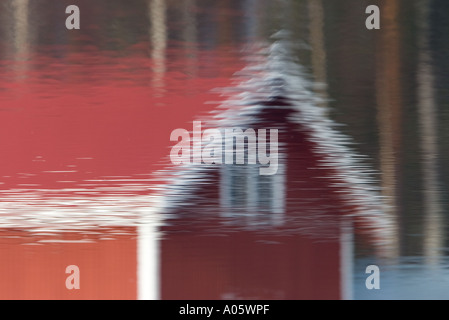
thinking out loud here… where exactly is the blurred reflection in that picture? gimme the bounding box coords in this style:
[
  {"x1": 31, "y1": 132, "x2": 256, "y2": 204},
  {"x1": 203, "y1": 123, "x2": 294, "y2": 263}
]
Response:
[
  {"x1": 0, "y1": 0, "x2": 448, "y2": 300},
  {"x1": 0, "y1": 29, "x2": 390, "y2": 298},
  {"x1": 307, "y1": 0, "x2": 329, "y2": 106},
  {"x1": 154, "y1": 35, "x2": 390, "y2": 299},
  {"x1": 375, "y1": 0, "x2": 401, "y2": 258},
  {"x1": 182, "y1": 0, "x2": 198, "y2": 78},
  {"x1": 416, "y1": 0, "x2": 443, "y2": 264},
  {"x1": 149, "y1": 0, "x2": 167, "y2": 95},
  {"x1": 12, "y1": 0, "x2": 30, "y2": 58},
  {"x1": 137, "y1": 213, "x2": 162, "y2": 300},
  {"x1": 9, "y1": 0, "x2": 31, "y2": 81},
  {"x1": 0, "y1": 227, "x2": 139, "y2": 300}
]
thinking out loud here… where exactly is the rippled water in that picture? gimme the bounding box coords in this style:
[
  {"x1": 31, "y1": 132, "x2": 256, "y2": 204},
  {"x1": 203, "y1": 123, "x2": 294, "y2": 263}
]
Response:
[{"x1": 0, "y1": 0, "x2": 448, "y2": 300}]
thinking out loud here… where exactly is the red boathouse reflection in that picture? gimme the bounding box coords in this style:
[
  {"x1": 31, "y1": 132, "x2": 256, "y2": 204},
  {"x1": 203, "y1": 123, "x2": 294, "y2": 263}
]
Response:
[
  {"x1": 158, "y1": 103, "x2": 357, "y2": 300},
  {"x1": 0, "y1": 99, "x2": 362, "y2": 300},
  {"x1": 0, "y1": 44, "x2": 388, "y2": 299}
]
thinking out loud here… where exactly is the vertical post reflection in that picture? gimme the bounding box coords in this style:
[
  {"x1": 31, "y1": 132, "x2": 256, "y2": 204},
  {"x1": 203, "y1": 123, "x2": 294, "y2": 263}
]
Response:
[
  {"x1": 307, "y1": 0, "x2": 329, "y2": 107},
  {"x1": 11, "y1": 0, "x2": 30, "y2": 81},
  {"x1": 416, "y1": 0, "x2": 443, "y2": 264},
  {"x1": 375, "y1": 0, "x2": 401, "y2": 258},
  {"x1": 340, "y1": 220, "x2": 354, "y2": 300},
  {"x1": 137, "y1": 211, "x2": 162, "y2": 300},
  {"x1": 12, "y1": 0, "x2": 29, "y2": 58},
  {"x1": 149, "y1": 0, "x2": 167, "y2": 96}
]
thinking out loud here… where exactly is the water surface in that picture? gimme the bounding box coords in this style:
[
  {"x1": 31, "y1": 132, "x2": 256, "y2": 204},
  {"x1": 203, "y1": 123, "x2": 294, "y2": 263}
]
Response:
[{"x1": 0, "y1": 0, "x2": 449, "y2": 300}]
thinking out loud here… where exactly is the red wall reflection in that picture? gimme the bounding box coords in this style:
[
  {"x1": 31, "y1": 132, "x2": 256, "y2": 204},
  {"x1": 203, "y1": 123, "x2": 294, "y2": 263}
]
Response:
[
  {"x1": 0, "y1": 228, "x2": 138, "y2": 300},
  {"x1": 0, "y1": 50, "x2": 242, "y2": 192}
]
